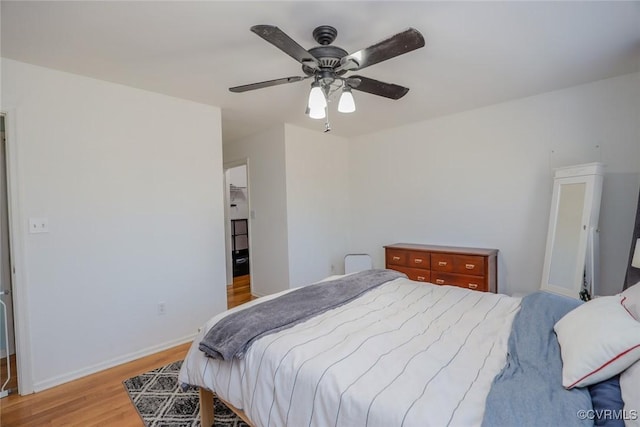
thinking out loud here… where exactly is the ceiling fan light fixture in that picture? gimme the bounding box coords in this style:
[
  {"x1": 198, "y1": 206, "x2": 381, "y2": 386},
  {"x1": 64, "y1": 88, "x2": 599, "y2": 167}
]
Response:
[
  {"x1": 338, "y1": 87, "x2": 356, "y2": 113},
  {"x1": 308, "y1": 82, "x2": 327, "y2": 110},
  {"x1": 308, "y1": 106, "x2": 326, "y2": 120}
]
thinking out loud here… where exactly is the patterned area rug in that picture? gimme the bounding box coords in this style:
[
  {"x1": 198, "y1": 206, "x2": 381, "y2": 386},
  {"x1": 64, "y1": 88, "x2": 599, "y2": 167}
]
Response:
[{"x1": 123, "y1": 360, "x2": 249, "y2": 427}]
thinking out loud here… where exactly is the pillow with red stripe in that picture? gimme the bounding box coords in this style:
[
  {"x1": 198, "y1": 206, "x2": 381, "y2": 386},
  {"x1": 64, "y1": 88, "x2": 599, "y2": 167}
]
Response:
[
  {"x1": 554, "y1": 295, "x2": 640, "y2": 389},
  {"x1": 621, "y1": 281, "x2": 640, "y2": 320}
]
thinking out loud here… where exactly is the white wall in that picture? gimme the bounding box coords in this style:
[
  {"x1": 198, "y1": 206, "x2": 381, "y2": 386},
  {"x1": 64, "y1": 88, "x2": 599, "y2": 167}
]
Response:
[
  {"x1": 228, "y1": 164, "x2": 247, "y2": 188},
  {"x1": 284, "y1": 124, "x2": 350, "y2": 287},
  {"x1": 224, "y1": 126, "x2": 290, "y2": 296},
  {"x1": 1, "y1": 59, "x2": 227, "y2": 391},
  {"x1": 348, "y1": 73, "x2": 640, "y2": 297},
  {"x1": 223, "y1": 124, "x2": 352, "y2": 293}
]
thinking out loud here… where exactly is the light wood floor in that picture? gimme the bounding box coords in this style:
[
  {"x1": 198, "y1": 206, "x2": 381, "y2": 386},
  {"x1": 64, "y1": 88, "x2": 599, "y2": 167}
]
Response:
[
  {"x1": 227, "y1": 274, "x2": 254, "y2": 308},
  {"x1": 0, "y1": 275, "x2": 253, "y2": 426}
]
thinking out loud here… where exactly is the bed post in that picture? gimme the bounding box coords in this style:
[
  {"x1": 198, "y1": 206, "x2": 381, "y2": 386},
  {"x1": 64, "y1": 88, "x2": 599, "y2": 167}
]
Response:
[{"x1": 199, "y1": 388, "x2": 215, "y2": 427}]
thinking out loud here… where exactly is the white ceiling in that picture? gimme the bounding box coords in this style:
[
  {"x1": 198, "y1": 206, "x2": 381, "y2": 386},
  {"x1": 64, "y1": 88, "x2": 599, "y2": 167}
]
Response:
[{"x1": 2, "y1": 1, "x2": 640, "y2": 142}]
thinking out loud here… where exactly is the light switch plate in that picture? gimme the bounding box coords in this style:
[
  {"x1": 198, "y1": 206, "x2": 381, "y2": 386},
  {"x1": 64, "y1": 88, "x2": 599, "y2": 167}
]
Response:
[{"x1": 29, "y1": 218, "x2": 49, "y2": 233}]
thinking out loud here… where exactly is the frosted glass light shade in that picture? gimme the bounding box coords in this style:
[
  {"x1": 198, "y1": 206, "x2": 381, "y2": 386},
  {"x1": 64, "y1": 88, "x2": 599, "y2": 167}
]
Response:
[
  {"x1": 338, "y1": 89, "x2": 356, "y2": 113},
  {"x1": 308, "y1": 85, "x2": 327, "y2": 110},
  {"x1": 632, "y1": 239, "x2": 640, "y2": 268},
  {"x1": 309, "y1": 106, "x2": 326, "y2": 120}
]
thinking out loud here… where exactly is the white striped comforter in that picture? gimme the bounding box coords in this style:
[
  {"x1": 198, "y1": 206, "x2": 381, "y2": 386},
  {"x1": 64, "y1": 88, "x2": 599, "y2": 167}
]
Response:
[{"x1": 179, "y1": 277, "x2": 521, "y2": 427}]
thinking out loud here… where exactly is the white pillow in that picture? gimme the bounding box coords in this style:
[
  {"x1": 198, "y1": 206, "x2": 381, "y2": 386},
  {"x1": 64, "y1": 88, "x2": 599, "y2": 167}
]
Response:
[
  {"x1": 622, "y1": 281, "x2": 640, "y2": 320},
  {"x1": 554, "y1": 295, "x2": 640, "y2": 389},
  {"x1": 620, "y1": 360, "x2": 640, "y2": 427}
]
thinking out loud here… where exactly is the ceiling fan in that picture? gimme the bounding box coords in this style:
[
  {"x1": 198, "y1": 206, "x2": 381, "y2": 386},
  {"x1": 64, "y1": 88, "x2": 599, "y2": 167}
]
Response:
[{"x1": 230, "y1": 25, "x2": 425, "y2": 130}]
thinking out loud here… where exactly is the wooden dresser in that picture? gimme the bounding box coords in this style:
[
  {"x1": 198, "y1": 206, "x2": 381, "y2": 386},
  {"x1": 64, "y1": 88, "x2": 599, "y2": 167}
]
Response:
[{"x1": 384, "y1": 243, "x2": 498, "y2": 293}]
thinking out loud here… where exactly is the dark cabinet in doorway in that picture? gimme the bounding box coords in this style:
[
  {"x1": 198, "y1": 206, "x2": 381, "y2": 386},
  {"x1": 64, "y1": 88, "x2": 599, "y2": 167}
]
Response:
[{"x1": 231, "y1": 219, "x2": 249, "y2": 277}]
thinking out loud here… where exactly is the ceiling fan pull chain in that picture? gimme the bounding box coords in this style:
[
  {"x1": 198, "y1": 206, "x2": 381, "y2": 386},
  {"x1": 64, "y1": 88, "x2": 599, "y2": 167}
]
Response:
[{"x1": 324, "y1": 105, "x2": 331, "y2": 133}]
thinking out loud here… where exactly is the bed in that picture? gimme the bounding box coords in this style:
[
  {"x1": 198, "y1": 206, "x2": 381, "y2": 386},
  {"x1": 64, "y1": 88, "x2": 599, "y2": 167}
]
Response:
[{"x1": 178, "y1": 271, "x2": 640, "y2": 427}]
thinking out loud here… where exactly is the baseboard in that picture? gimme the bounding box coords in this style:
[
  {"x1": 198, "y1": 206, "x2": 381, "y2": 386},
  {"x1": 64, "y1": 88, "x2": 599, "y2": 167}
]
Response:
[{"x1": 32, "y1": 333, "x2": 197, "y2": 392}]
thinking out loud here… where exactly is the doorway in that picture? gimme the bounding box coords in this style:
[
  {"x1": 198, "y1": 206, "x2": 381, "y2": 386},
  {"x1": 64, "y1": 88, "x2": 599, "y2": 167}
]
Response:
[
  {"x1": 0, "y1": 113, "x2": 17, "y2": 397},
  {"x1": 224, "y1": 162, "x2": 253, "y2": 307}
]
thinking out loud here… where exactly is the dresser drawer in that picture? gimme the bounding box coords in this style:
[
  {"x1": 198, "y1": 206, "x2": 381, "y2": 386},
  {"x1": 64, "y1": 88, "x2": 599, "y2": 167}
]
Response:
[
  {"x1": 452, "y1": 255, "x2": 485, "y2": 276},
  {"x1": 431, "y1": 272, "x2": 487, "y2": 292},
  {"x1": 390, "y1": 266, "x2": 431, "y2": 283},
  {"x1": 408, "y1": 251, "x2": 430, "y2": 269},
  {"x1": 431, "y1": 254, "x2": 455, "y2": 272},
  {"x1": 386, "y1": 249, "x2": 408, "y2": 266}
]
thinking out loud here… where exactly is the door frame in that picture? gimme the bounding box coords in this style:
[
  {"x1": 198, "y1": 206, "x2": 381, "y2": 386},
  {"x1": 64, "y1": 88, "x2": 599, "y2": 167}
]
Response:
[
  {"x1": 223, "y1": 159, "x2": 252, "y2": 294},
  {"x1": 1, "y1": 109, "x2": 34, "y2": 394},
  {"x1": 0, "y1": 114, "x2": 14, "y2": 359}
]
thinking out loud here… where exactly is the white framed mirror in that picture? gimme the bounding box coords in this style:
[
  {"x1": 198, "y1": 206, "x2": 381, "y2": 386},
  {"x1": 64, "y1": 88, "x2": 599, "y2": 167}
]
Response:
[{"x1": 541, "y1": 163, "x2": 603, "y2": 299}]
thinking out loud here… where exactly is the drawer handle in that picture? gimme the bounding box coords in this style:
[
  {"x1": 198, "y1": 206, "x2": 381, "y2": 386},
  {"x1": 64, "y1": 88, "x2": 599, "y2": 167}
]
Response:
[
  {"x1": 438, "y1": 261, "x2": 447, "y2": 267},
  {"x1": 392, "y1": 256, "x2": 400, "y2": 261},
  {"x1": 468, "y1": 283, "x2": 479, "y2": 289},
  {"x1": 417, "y1": 276, "x2": 426, "y2": 281},
  {"x1": 414, "y1": 258, "x2": 423, "y2": 264},
  {"x1": 465, "y1": 264, "x2": 475, "y2": 270},
  {"x1": 435, "y1": 279, "x2": 445, "y2": 284}
]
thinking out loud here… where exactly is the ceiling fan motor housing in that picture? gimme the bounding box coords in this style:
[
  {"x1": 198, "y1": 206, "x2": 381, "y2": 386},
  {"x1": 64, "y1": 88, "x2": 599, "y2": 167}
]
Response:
[
  {"x1": 312, "y1": 25, "x2": 338, "y2": 45},
  {"x1": 302, "y1": 46, "x2": 348, "y2": 76},
  {"x1": 302, "y1": 25, "x2": 349, "y2": 79}
]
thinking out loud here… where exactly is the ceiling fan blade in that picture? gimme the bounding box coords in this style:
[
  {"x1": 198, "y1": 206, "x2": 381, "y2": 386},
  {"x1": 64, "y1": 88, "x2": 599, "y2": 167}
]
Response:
[
  {"x1": 348, "y1": 76, "x2": 409, "y2": 100},
  {"x1": 229, "y1": 76, "x2": 306, "y2": 93},
  {"x1": 337, "y1": 28, "x2": 425, "y2": 72},
  {"x1": 251, "y1": 25, "x2": 319, "y2": 68}
]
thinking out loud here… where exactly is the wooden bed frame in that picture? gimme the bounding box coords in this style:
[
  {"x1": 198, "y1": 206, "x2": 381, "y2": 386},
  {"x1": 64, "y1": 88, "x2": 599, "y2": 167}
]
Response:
[{"x1": 199, "y1": 388, "x2": 255, "y2": 427}]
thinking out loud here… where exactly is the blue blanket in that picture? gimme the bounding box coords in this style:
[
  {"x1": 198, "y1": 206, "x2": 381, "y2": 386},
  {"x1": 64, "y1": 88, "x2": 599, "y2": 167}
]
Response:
[{"x1": 482, "y1": 292, "x2": 593, "y2": 427}]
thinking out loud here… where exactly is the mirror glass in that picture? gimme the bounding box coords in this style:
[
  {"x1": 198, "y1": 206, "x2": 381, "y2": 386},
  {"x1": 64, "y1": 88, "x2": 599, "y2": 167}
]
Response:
[{"x1": 548, "y1": 182, "x2": 586, "y2": 291}]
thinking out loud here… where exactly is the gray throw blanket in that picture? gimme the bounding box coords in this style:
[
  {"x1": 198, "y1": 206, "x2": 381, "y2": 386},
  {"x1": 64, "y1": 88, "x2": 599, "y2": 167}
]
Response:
[{"x1": 199, "y1": 269, "x2": 406, "y2": 360}]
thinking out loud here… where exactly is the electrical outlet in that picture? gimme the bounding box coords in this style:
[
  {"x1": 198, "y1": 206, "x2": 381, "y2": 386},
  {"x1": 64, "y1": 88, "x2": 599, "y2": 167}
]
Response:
[
  {"x1": 158, "y1": 302, "x2": 166, "y2": 316},
  {"x1": 29, "y1": 218, "x2": 49, "y2": 234}
]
